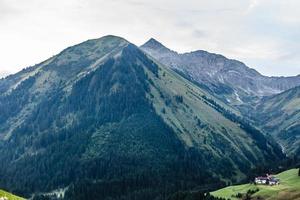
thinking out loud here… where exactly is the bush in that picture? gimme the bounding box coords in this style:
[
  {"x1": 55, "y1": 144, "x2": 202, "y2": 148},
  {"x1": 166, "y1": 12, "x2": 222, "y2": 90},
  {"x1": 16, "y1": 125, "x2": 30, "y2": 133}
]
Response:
[{"x1": 174, "y1": 95, "x2": 183, "y2": 103}]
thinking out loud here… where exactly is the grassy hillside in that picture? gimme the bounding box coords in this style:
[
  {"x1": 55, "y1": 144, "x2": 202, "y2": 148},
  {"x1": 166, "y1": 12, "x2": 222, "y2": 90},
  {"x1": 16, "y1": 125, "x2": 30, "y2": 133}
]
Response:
[
  {"x1": 211, "y1": 168, "x2": 300, "y2": 200},
  {"x1": 0, "y1": 189, "x2": 24, "y2": 200},
  {"x1": 253, "y1": 86, "x2": 300, "y2": 155}
]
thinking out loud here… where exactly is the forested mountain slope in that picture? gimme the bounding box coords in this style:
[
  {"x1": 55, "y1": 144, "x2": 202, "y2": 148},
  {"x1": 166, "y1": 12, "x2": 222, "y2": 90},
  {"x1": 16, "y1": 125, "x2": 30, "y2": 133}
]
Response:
[{"x1": 0, "y1": 36, "x2": 284, "y2": 200}]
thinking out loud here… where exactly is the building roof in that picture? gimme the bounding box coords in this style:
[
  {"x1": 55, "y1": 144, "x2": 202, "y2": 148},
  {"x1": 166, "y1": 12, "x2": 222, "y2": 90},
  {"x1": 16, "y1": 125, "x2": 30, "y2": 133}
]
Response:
[{"x1": 255, "y1": 177, "x2": 268, "y2": 180}]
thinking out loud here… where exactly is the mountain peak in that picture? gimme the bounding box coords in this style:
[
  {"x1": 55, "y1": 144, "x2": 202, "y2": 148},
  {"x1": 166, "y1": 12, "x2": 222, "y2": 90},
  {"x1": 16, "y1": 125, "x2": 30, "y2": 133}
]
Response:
[
  {"x1": 75, "y1": 35, "x2": 129, "y2": 50},
  {"x1": 51, "y1": 35, "x2": 129, "y2": 68},
  {"x1": 140, "y1": 38, "x2": 177, "y2": 58},
  {"x1": 94, "y1": 35, "x2": 128, "y2": 43},
  {"x1": 145, "y1": 38, "x2": 162, "y2": 45},
  {"x1": 141, "y1": 38, "x2": 168, "y2": 50}
]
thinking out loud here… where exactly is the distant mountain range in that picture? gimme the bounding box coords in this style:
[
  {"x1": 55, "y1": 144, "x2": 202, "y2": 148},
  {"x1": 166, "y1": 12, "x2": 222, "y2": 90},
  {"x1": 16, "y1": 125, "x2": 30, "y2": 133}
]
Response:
[
  {"x1": 141, "y1": 38, "x2": 300, "y2": 157},
  {"x1": 0, "y1": 35, "x2": 298, "y2": 200},
  {"x1": 141, "y1": 38, "x2": 300, "y2": 107}
]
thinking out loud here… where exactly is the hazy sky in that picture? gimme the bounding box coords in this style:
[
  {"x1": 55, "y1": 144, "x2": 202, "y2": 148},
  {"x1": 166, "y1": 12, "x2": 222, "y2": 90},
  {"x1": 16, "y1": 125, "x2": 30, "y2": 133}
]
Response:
[{"x1": 0, "y1": 0, "x2": 300, "y2": 77}]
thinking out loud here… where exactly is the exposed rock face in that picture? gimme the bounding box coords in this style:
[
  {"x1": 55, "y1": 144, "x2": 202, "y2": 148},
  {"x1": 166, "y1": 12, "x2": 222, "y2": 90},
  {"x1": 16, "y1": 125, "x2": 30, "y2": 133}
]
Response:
[{"x1": 141, "y1": 38, "x2": 300, "y2": 106}]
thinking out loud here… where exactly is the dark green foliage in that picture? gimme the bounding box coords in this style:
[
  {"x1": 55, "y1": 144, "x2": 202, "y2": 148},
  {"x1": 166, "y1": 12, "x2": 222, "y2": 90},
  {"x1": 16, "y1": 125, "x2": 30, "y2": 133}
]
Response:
[
  {"x1": 279, "y1": 124, "x2": 300, "y2": 140},
  {"x1": 195, "y1": 117, "x2": 206, "y2": 129},
  {"x1": 0, "y1": 37, "x2": 287, "y2": 200},
  {"x1": 247, "y1": 188, "x2": 259, "y2": 195},
  {"x1": 0, "y1": 43, "x2": 226, "y2": 200},
  {"x1": 174, "y1": 95, "x2": 183, "y2": 103},
  {"x1": 62, "y1": 145, "x2": 225, "y2": 200},
  {"x1": 232, "y1": 189, "x2": 259, "y2": 200},
  {"x1": 201, "y1": 95, "x2": 284, "y2": 162},
  {"x1": 0, "y1": 65, "x2": 39, "y2": 94},
  {"x1": 125, "y1": 44, "x2": 159, "y2": 76},
  {"x1": 251, "y1": 86, "x2": 300, "y2": 156},
  {"x1": 0, "y1": 76, "x2": 35, "y2": 125},
  {"x1": 32, "y1": 194, "x2": 53, "y2": 200},
  {"x1": 168, "y1": 191, "x2": 228, "y2": 200},
  {"x1": 165, "y1": 98, "x2": 172, "y2": 106},
  {"x1": 278, "y1": 125, "x2": 300, "y2": 156}
]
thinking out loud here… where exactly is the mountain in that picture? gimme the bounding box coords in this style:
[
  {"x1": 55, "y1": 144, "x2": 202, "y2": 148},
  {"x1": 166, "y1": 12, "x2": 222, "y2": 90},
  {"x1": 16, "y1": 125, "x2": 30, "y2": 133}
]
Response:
[
  {"x1": 140, "y1": 39, "x2": 300, "y2": 108},
  {"x1": 253, "y1": 86, "x2": 300, "y2": 155},
  {"x1": 211, "y1": 168, "x2": 300, "y2": 200},
  {"x1": 0, "y1": 71, "x2": 11, "y2": 79},
  {"x1": 0, "y1": 36, "x2": 284, "y2": 200},
  {"x1": 140, "y1": 38, "x2": 300, "y2": 157}
]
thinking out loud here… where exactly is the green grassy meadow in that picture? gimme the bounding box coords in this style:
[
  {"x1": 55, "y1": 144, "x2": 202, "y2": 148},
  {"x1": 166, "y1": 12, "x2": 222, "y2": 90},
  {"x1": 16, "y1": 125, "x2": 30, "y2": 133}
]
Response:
[
  {"x1": 211, "y1": 168, "x2": 300, "y2": 200},
  {"x1": 0, "y1": 190, "x2": 25, "y2": 200}
]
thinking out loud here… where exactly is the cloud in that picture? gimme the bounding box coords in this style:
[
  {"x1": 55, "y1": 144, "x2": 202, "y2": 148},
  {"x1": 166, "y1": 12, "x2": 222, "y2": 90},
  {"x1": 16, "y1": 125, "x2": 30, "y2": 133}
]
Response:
[
  {"x1": 245, "y1": 0, "x2": 260, "y2": 14},
  {"x1": 0, "y1": 0, "x2": 18, "y2": 20},
  {"x1": 0, "y1": 0, "x2": 299, "y2": 76}
]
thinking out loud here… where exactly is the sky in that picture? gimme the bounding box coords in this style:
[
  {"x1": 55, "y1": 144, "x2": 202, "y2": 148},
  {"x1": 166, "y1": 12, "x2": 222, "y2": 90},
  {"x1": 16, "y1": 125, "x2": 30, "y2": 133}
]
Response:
[{"x1": 0, "y1": 0, "x2": 300, "y2": 77}]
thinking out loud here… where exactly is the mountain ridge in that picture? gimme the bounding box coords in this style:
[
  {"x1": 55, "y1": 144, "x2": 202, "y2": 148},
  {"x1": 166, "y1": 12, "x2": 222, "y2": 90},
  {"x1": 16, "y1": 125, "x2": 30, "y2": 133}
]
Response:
[
  {"x1": 141, "y1": 38, "x2": 300, "y2": 156},
  {"x1": 141, "y1": 38, "x2": 300, "y2": 107},
  {"x1": 0, "y1": 35, "x2": 285, "y2": 199},
  {"x1": 142, "y1": 38, "x2": 300, "y2": 79}
]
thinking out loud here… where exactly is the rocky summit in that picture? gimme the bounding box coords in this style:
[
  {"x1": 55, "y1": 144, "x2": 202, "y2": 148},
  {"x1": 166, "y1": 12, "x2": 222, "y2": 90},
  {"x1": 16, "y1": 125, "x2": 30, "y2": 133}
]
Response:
[{"x1": 141, "y1": 38, "x2": 300, "y2": 107}]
